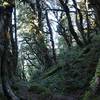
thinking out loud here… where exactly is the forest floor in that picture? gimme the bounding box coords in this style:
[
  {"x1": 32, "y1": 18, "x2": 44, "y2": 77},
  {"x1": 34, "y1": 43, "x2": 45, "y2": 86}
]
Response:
[
  {"x1": 0, "y1": 83, "x2": 79, "y2": 100},
  {"x1": 16, "y1": 84, "x2": 78, "y2": 100}
]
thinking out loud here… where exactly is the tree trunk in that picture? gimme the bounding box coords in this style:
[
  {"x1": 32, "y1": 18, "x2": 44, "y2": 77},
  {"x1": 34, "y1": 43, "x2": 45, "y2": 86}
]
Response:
[
  {"x1": 0, "y1": 1, "x2": 19, "y2": 100},
  {"x1": 59, "y1": 0, "x2": 84, "y2": 47},
  {"x1": 46, "y1": 11, "x2": 57, "y2": 64},
  {"x1": 88, "y1": 0, "x2": 100, "y2": 94}
]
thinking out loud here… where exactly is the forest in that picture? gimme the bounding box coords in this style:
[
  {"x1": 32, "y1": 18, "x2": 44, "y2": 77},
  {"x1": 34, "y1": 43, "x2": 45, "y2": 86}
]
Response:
[{"x1": 0, "y1": 0, "x2": 100, "y2": 100}]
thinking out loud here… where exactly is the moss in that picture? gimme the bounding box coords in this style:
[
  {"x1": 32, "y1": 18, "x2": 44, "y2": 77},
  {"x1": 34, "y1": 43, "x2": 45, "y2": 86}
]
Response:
[
  {"x1": 28, "y1": 83, "x2": 51, "y2": 95},
  {"x1": 95, "y1": 59, "x2": 100, "y2": 77},
  {"x1": 83, "y1": 91, "x2": 91, "y2": 100},
  {"x1": 90, "y1": 59, "x2": 100, "y2": 90},
  {"x1": 83, "y1": 90, "x2": 100, "y2": 100}
]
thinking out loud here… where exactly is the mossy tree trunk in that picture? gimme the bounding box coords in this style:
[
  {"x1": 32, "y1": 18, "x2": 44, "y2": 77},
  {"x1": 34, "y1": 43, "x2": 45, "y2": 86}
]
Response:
[{"x1": 87, "y1": 0, "x2": 100, "y2": 95}]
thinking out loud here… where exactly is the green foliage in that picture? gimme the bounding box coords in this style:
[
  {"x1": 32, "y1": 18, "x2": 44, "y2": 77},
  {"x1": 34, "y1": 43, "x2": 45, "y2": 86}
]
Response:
[
  {"x1": 16, "y1": 0, "x2": 100, "y2": 97},
  {"x1": 83, "y1": 90, "x2": 100, "y2": 100},
  {"x1": 41, "y1": 71, "x2": 65, "y2": 94},
  {"x1": 63, "y1": 38, "x2": 100, "y2": 93},
  {"x1": 42, "y1": 63, "x2": 65, "y2": 79},
  {"x1": 28, "y1": 83, "x2": 51, "y2": 95},
  {"x1": 29, "y1": 39, "x2": 100, "y2": 95},
  {"x1": 83, "y1": 37, "x2": 100, "y2": 100},
  {"x1": 89, "y1": 58, "x2": 100, "y2": 92},
  {"x1": 83, "y1": 91, "x2": 92, "y2": 100},
  {"x1": 90, "y1": 77, "x2": 96, "y2": 91},
  {"x1": 95, "y1": 59, "x2": 100, "y2": 77}
]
